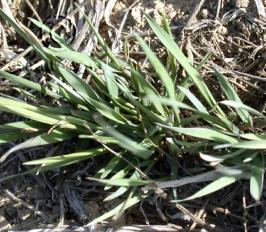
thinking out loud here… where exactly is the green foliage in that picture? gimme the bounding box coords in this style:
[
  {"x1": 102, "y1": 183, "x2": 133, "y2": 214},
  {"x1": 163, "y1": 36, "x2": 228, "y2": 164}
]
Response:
[{"x1": 0, "y1": 9, "x2": 265, "y2": 223}]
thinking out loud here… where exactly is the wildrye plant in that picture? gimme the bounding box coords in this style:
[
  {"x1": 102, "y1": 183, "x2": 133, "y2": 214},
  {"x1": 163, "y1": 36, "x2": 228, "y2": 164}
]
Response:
[{"x1": 0, "y1": 8, "x2": 265, "y2": 223}]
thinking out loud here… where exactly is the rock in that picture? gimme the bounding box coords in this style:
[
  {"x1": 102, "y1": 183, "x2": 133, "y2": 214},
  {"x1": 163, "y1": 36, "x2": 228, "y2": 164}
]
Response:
[
  {"x1": 0, "y1": 209, "x2": 11, "y2": 231},
  {"x1": 235, "y1": 0, "x2": 249, "y2": 9}
]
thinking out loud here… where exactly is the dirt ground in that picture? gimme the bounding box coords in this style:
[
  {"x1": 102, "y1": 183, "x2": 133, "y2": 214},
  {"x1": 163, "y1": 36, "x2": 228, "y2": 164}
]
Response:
[{"x1": 0, "y1": 0, "x2": 266, "y2": 231}]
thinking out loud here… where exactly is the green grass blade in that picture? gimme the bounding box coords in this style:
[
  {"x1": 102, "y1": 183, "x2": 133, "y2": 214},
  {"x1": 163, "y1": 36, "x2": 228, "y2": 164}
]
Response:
[
  {"x1": 0, "y1": 121, "x2": 47, "y2": 130},
  {"x1": 0, "y1": 10, "x2": 47, "y2": 60},
  {"x1": 48, "y1": 74, "x2": 86, "y2": 104},
  {"x1": 104, "y1": 186, "x2": 128, "y2": 201},
  {"x1": 231, "y1": 140, "x2": 266, "y2": 149},
  {"x1": 0, "y1": 131, "x2": 40, "y2": 144},
  {"x1": 96, "y1": 118, "x2": 154, "y2": 159},
  {"x1": 0, "y1": 97, "x2": 91, "y2": 131},
  {"x1": 130, "y1": 69, "x2": 166, "y2": 116},
  {"x1": 101, "y1": 63, "x2": 119, "y2": 98},
  {"x1": 249, "y1": 154, "x2": 264, "y2": 201},
  {"x1": 216, "y1": 69, "x2": 252, "y2": 124},
  {"x1": 103, "y1": 170, "x2": 146, "y2": 201},
  {"x1": 145, "y1": 15, "x2": 218, "y2": 110},
  {"x1": 90, "y1": 100, "x2": 130, "y2": 125},
  {"x1": 158, "y1": 125, "x2": 240, "y2": 143},
  {"x1": 196, "y1": 52, "x2": 212, "y2": 70},
  {"x1": 135, "y1": 34, "x2": 176, "y2": 101},
  {"x1": 23, "y1": 149, "x2": 107, "y2": 173},
  {"x1": 88, "y1": 177, "x2": 148, "y2": 187},
  {"x1": 178, "y1": 86, "x2": 209, "y2": 114},
  {"x1": 148, "y1": 95, "x2": 230, "y2": 128},
  {"x1": 96, "y1": 156, "x2": 121, "y2": 178},
  {"x1": 0, "y1": 70, "x2": 61, "y2": 98},
  {"x1": 160, "y1": 12, "x2": 177, "y2": 76},
  {"x1": 135, "y1": 33, "x2": 180, "y2": 122},
  {"x1": 177, "y1": 176, "x2": 237, "y2": 202},
  {"x1": 240, "y1": 133, "x2": 266, "y2": 141},
  {"x1": 87, "y1": 194, "x2": 145, "y2": 225},
  {"x1": 58, "y1": 65, "x2": 99, "y2": 100},
  {"x1": 147, "y1": 95, "x2": 196, "y2": 111},
  {"x1": 200, "y1": 149, "x2": 246, "y2": 163},
  {"x1": 126, "y1": 95, "x2": 165, "y2": 122},
  {"x1": 29, "y1": 18, "x2": 69, "y2": 47},
  {"x1": 24, "y1": 148, "x2": 106, "y2": 165},
  {"x1": 58, "y1": 66, "x2": 129, "y2": 125},
  {"x1": 103, "y1": 165, "x2": 129, "y2": 191},
  {"x1": 0, "y1": 129, "x2": 74, "y2": 163},
  {"x1": 161, "y1": 12, "x2": 172, "y2": 36},
  {"x1": 76, "y1": 4, "x2": 122, "y2": 69},
  {"x1": 45, "y1": 47, "x2": 98, "y2": 68},
  {"x1": 0, "y1": 105, "x2": 83, "y2": 130},
  {"x1": 0, "y1": 121, "x2": 45, "y2": 144},
  {"x1": 221, "y1": 100, "x2": 265, "y2": 118}
]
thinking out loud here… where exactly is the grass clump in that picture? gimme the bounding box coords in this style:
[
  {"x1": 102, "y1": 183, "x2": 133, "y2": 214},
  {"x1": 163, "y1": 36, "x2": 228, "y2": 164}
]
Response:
[{"x1": 0, "y1": 8, "x2": 265, "y2": 224}]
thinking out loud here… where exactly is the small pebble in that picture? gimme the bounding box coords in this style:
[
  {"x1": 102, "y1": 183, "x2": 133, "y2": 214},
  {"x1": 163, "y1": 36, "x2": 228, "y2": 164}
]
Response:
[
  {"x1": 218, "y1": 26, "x2": 228, "y2": 36},
  {"x1": 200, "y1": 9, "x2": 208, "y2": 19}
]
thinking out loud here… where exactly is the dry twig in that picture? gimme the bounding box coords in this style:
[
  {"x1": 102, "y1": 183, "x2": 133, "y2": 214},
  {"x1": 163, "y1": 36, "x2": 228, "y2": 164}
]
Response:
[{"x1": 5, "y1": 189, "x2": 51, "y2": 223}]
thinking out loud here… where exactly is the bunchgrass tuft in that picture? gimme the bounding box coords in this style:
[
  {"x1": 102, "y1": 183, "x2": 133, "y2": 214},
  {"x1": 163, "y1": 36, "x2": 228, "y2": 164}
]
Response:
[{"x1": 0, "y1": 8, "x2": 265, "y2": 223}]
